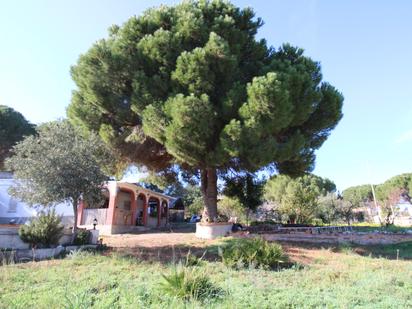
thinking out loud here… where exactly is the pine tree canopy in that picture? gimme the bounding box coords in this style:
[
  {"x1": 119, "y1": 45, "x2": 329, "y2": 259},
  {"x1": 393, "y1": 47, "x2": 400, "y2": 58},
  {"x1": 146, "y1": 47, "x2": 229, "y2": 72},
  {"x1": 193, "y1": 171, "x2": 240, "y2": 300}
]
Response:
[
  {"x1": 0, "y1": 105, "x2": 35, "y2": 170},
  {"x1": 68, "y1": 0, "x2": 343, "y2": 220}
]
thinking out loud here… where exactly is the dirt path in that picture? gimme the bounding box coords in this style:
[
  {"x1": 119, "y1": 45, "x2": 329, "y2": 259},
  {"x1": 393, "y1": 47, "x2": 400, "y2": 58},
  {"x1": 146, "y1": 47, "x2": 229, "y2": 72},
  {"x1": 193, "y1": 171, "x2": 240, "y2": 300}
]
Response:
[
  {"x1": 102, "y1": 232, "x2": 213, "y2": 248},
  {"x1": 101, "y1": 231, "x2": 411, "y2": 265},
  {"x1": 101, "y1": 232, "x2": 333, "y2": 265}
]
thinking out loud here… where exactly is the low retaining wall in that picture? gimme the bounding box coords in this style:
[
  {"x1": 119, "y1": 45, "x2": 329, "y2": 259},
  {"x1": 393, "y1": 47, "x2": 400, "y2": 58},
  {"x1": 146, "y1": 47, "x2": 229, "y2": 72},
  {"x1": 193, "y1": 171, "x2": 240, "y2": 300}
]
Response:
[
  {"x1": 79, "y1": 224, "x2": 149, "y2": 236},
  {"x1": 0, "y1": 244, "x2": 99, "y2": 264},
  {"x1": 253, "y1": 232, "x2": 412, "y2": 245},
  {"x1": 0, "y1": 227, "x2": 72, "y2": 249}
]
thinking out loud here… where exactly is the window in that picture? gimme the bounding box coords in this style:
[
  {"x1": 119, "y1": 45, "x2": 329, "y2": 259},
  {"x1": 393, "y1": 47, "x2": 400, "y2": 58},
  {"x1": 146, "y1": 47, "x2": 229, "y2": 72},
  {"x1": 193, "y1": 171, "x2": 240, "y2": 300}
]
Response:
[{"x1": 8, "y1": 198, "x2": 17, "y2": 213}]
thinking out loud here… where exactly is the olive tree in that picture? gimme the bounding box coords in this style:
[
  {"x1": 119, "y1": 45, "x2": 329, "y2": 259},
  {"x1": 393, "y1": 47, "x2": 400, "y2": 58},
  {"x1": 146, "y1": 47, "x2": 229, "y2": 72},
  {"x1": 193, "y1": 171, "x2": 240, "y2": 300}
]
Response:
[
  {"x1": 264, "y1": 174, "x2": 336, "y2": 224},
  {"x1": 6, "y1": 121, "x2": 114, "y2": 238}
]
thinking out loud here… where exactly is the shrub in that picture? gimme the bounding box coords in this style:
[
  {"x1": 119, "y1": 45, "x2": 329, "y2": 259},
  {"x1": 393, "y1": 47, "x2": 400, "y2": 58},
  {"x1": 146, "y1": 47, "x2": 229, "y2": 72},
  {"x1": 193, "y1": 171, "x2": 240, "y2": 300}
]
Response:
[
  {"x1": 219, "y1": 237, "x2": 287, "y2": 269},
  {"x1": 73, "y1": 229, "x2": 91, "y2": 245},
  {"x1": 250, "y1": 220, "x2": 278, "y2": 226},
  {"x1": 161, "y1": 266, "x2": 223, "y2": 302},
  {"x1": 19, "y1": 209, "x2": 64, "y2": 248}
]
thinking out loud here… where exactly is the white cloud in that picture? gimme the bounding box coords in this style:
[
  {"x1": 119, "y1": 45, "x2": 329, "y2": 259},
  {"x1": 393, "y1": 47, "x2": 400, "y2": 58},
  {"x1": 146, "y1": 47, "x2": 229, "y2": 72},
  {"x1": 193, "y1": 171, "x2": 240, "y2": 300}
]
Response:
[{"x1": 395, "y1": 130, "x2": 412, "y2": 144}]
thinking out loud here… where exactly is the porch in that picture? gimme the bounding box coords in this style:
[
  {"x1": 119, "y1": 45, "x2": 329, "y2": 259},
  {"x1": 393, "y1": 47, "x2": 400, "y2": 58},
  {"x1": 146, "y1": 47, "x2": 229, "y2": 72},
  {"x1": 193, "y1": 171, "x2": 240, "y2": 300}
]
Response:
[{"x1": 77, "y1": 181, "x2": 172, "y2": 235}]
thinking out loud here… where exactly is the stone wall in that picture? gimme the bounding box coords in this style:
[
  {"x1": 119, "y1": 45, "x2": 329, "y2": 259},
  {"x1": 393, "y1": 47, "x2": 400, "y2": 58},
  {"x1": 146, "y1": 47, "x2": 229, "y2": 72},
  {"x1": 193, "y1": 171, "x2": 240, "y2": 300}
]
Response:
[{"x1": 252, "y1": 232, "x2": 412, "y2": 245}]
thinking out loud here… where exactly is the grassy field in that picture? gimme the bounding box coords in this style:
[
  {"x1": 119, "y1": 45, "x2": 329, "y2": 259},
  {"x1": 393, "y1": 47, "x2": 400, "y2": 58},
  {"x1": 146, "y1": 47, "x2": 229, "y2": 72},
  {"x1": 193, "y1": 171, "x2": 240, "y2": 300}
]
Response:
[{"x1": 1, "y1": 241, "x2": 412, "y2": 308}]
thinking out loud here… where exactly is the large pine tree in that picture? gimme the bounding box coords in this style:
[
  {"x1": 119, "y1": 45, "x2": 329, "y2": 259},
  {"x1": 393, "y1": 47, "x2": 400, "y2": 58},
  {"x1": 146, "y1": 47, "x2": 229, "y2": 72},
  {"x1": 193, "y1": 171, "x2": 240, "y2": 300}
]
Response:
[{"x1": 68, "y1": 1, "x2": 343, "y2": 221}]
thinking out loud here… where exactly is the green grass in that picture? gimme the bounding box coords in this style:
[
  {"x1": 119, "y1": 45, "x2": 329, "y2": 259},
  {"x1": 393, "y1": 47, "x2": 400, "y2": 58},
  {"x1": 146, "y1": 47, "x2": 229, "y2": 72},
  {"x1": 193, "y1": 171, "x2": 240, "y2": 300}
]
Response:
[
  {"x1": 1, "y1": 245, "x2": 412, "y2": 308},
  {"x1": 349, "y1": 223, "x2": 412, "y2": 233},
  {"x1": 350, "y1": 241, "x2": 412, "y2": 260}
]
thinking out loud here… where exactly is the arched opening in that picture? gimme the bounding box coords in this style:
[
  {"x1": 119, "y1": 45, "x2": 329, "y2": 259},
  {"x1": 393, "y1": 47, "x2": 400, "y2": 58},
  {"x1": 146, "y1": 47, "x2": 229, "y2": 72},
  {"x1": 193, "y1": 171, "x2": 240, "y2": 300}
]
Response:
[
  {"x1": 161, "y1": 200, "x2": 168, "y2": 224},
  {"x1": 114, "y1": 189, "x2": 136, "y2": 225},
  {"x1": 136, "y1": 193, "x2": 146, "y2": 226},
  {"x1": 147, "y1": 197, "x2": 160, "y2": 227}
]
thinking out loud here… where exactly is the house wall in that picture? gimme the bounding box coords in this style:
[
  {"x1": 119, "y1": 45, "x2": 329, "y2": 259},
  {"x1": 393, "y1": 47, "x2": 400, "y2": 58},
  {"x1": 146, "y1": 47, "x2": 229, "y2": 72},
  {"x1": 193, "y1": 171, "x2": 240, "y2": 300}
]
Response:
[
  {"x1": 1, "y1": 176, "x2": 74, "y2": 226},
  {"x1": 114, "y1": 191, "x2": 133, "y2": 225},
  {"x1": 82, "y1": 209, "x2": 107, "y2": 225}
]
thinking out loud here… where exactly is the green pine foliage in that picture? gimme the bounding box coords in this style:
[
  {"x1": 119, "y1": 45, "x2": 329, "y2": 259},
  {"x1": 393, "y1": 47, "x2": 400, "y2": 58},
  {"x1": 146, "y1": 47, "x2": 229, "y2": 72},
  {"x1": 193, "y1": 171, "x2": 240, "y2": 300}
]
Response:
[
  {"x1": 68, "y1": 1, "x2": 343, "y2": 219},
  {"x1": 18, "y1": 210, "x2": 64, "y2": 248},
  {"x1": 0, "y1": 105, "x2": 35, "y2": 170}
]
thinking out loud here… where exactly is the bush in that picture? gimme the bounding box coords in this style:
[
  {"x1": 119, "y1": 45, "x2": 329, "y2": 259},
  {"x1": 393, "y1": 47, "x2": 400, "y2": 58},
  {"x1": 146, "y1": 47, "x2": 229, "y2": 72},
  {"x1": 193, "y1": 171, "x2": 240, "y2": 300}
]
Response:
[
  {"x1": 250, "y1": 220, "x2": 278, "y2": 226},
  {"x1": 161, "y1": 266, "x2": 223, "y2": 302},
  {"x1": 219, "y1": 237, "x2": 287, "y2": 269},
  {"x1": 19, "y1": 209, "x2": 64, "y2": 248},
  {"x1": 73, "y1": 229, "x2": 91, "y2": 245}
]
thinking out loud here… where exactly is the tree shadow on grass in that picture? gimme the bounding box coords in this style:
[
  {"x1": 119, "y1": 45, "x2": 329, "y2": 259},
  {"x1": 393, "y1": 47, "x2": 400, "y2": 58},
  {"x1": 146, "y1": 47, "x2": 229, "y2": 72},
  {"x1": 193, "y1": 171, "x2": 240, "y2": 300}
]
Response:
[
  {"x1": 105, "y1": 244, "x2": 220, "y2": 265},
  {"x1": 337, "y1": 241, "x2": 412, "y2": 260}
]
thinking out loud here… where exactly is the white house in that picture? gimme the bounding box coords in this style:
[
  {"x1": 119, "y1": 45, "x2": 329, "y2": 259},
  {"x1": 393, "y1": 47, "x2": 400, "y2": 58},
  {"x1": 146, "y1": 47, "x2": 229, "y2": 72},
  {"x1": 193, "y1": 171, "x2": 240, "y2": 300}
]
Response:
[{"x1": 0, "y1": 172, "x2": 74, "y2": 226}]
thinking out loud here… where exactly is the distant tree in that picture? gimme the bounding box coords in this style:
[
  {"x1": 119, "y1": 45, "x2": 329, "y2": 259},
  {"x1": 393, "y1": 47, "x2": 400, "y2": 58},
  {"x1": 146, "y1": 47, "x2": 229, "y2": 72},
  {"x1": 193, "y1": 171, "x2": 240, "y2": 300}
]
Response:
[
  {"x1": 6, "y1": 121, "x2": 115, "y2": 240},
  {"x1": 0, "y1": 105, "x2": 35, "y2": 170},
  {"x1": 316, "y1": 193, "x2": 339, "y2": 224},
  {"x1": 222, "y1": 173, "x2": 264, "y2": 224},
  {"x1": 68, "y1": 1, "x2": 343, "y2": 222},
  {"x1": 182, "y1": 184, "x2": 204, "y2": 216},
  {"x1": 264, "y1": 174, "x2": 336, "y2": 224},
  {"x1": 342, "y1": 185, "x2": 373, "y2": 207},
  {"x1": 218, "y1": 196, "x2": 245, "y2": 222},
  {"x1": 317, "y1": 192, "x2": 363, "y2": 225},
  {"x1": 376, "y1": 187, "x2": 408, "y2": 226}
]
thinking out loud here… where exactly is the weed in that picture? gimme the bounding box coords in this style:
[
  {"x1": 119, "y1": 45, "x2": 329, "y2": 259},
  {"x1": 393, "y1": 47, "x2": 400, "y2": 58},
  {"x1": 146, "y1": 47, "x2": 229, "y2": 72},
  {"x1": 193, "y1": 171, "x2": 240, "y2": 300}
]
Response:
[
  {"x1": 160, "y1": 265, "x2": 224, "y2": 302},
  {"x1": 184, "y1": 250, "x2": 206, "y2": 267},
  {"x1": 218, "y1": 237, "x2": 287, "y2": 270}
]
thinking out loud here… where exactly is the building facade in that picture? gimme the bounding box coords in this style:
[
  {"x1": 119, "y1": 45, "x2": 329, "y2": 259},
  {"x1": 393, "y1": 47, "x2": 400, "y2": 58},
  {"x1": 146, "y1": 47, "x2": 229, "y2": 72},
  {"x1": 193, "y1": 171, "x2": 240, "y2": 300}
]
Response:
[{"x1": 77, "y1": 181, "x2": 174, "y2": 235}]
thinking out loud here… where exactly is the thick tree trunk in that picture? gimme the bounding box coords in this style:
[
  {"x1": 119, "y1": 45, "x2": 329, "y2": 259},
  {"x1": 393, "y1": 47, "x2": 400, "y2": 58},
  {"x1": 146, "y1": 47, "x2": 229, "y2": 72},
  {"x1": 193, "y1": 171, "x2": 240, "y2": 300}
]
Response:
[
  {"x1": 201, "y1": 168, "x2": 218, "y2": 222},
  {"x1": 71, "y1": 199, "x2": 78, "y2": 244}
]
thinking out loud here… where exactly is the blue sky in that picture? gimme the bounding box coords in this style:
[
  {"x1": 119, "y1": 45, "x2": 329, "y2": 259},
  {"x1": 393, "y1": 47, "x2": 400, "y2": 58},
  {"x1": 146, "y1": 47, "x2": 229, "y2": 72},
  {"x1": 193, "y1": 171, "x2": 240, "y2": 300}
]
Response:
[{"x1": 1, "y1": 0, "x2": 411, "y2": 191}]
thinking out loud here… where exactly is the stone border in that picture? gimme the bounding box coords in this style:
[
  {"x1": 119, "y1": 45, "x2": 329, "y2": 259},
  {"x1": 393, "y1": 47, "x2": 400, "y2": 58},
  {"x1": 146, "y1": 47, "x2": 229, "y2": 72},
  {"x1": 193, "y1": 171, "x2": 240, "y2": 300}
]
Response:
[
  {"x1": 249, "y1": 232, "x2": 412, "y2": 246},
  {"x1": 0, "y1": 244, "x2": 99, "y2": 265}
]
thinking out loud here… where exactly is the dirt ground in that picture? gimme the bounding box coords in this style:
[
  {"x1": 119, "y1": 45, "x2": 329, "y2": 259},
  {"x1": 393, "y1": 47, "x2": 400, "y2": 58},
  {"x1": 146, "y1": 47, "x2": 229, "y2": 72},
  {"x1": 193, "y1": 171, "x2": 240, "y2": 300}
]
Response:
[
  {"x1": 101, "y1": 231, "x2": 338, "y2": 265},
  {"x1": 102, "y1": 232, "x2": 206, "y2": 248},
  {"x1": 100, "y1": 229, "x2": 412, "y2": 265}
]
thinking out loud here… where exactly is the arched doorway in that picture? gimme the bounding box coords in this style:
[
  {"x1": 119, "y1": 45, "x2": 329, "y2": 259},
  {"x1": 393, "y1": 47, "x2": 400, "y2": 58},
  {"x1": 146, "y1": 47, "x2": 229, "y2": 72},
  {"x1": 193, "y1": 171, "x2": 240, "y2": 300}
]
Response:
[
  {"x1": 161, "y1": 200, "x2": 168, "y2": 224},
  {"x1": 114, "y1": 189, "x2": 135, "y2": 225},
  {"x1": 136, "y1": 193, "x2": 147, "y2": 226},
  {"x1": 147, "y1": 197, "x2": 160, "y2": 227}
]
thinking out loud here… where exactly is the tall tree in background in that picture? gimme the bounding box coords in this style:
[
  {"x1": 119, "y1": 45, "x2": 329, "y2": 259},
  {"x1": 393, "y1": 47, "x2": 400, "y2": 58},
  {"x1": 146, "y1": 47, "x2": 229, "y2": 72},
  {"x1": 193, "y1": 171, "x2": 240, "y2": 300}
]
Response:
[
  {"x1": 6, "y1": 121, "x2": 115, "y2": 239},
  {"x1": 264, "y1": 174, "x2": 336, "y2": 223},
  {"x1": 0, "y1": 105, "x2": 35, "y2": 170},
  {"x1": 342, "y1": 185, "x2": 373, "y2": 208},
  {"x1": 68, "y1": 1, "x2": 343, "y2": 221},
  {"x1": 375, "y1": 174, "x2": 412, "y2": 225},
  {"x1": 223, "y1": 173, "x2": 264, "y2": 224}
]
